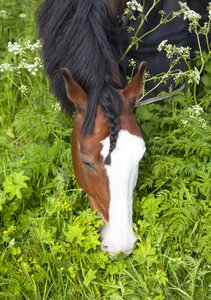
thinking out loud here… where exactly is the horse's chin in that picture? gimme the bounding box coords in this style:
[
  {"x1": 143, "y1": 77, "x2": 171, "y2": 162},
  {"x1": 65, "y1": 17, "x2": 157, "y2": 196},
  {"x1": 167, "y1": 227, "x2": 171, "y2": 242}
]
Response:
[{"x1": 100, "y1": 224, "x2": 137, "y2": 257}]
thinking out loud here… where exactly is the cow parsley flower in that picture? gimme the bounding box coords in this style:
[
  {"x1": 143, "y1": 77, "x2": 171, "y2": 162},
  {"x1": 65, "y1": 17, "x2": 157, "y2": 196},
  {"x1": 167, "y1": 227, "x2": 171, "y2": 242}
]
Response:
[
  {"x1": 181, "y1": 119, "x2": 189, "y2": 127},
  {"x1": 174, "y1": 67, "x2": 200, "y2": 86},
  {"x1": 208, "y1": 2, "x2": 211, "y2": 19},
  {"x1": 2, "y1": 40, "x2": 43, "y2": 76},
  {"x1": 157, "y1": 40, "x2": 168, "y2": 52},
  {"x1": 19, "y1": 13, "x2": 27, "y2": 19},
  {"x1": 0, "y1": 10, "x2": 7, "y2": 19},
  {"x1": 123, "y1": 0, "x2": 143, "y2": 21},
  {"x1": 0, "y1": 63, "x2": 14, "y2": 72},
  {"x1": 182, "y1": 105, "x2": 207, "y2": 129},
  {"x1": 178, "y1": 2, "x2": 201, "y2": 32},
  {"x1": 188, "y1": 67, "x2": 200, "y2": 85},
  {"x1": 179, "y1": 2, "x2": 201, "y2": 20},
  {"x1": 7, "y1": 40, "x2": 41, "y2": 56},
  {"x1": 188, "y1": 105, "x2": 203, "y2": 117},
  {"x1": 0, "y1": 10, "x2": 7, "y2": 18},
  {"x1": 8, "y1": 42, "x2": 23, "y2": 55},
  {"x1": 23, "y1": 40, "x2": 41, "y2": 51},
  {"x1": 183, "y1": 9, "x2": 201, "y2": 21},
  {"x1": 126, "y1": 0, "x2": 143, "y2": 13},
  {"x1": 19, "y1": 85, "x2": 28, "y2": 94},
  {"x1": 17, "y1": 57, "x2": 42, "y2": 76},
  {"x1": 129, "y1": 58, "x2": 136, "y2": 67},
  {"x1": 158, "y1": 41, "x2": 191, "y2": 61},
  {"x1": 187, "y1": 105, "x2": 207, "y2": 129}
]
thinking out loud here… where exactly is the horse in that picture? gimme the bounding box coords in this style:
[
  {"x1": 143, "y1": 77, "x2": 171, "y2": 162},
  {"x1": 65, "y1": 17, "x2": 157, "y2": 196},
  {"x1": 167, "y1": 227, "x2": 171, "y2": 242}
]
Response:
[
  {"x1": 37, "y1": 0, "x2": 209, "y2": 255},
  {"x1": 37, "y1": 0, "x2": 147, "y2": 255}
]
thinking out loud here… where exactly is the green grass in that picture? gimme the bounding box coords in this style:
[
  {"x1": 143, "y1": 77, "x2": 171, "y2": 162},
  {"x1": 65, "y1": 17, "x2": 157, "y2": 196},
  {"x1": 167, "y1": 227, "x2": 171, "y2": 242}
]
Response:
[{"x1": 0, "y1": 1, "x2": 211, "y2": 299}]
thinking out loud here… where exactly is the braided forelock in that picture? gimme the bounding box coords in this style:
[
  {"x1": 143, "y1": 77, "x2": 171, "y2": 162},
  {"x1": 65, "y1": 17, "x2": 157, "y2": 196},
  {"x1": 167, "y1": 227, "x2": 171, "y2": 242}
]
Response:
[{"x1": 100, "y1": 83, "x2": 122, "y2": 165}]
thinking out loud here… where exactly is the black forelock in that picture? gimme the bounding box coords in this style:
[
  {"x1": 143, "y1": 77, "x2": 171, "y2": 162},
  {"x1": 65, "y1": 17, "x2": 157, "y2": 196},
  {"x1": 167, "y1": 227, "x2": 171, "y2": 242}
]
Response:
[{"x1": 37, "y1": 0, "x2": 127, "y2": 160}]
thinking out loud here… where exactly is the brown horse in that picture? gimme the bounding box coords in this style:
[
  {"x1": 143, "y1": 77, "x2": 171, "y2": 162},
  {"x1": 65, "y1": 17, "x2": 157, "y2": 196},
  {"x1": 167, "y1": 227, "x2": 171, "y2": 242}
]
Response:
[
  {"x1": 37, "y1": 0, "x2": 146, "y2": 255},
  {"x1": 61, "y1": 64, "x2": 146, "y2": 255}
]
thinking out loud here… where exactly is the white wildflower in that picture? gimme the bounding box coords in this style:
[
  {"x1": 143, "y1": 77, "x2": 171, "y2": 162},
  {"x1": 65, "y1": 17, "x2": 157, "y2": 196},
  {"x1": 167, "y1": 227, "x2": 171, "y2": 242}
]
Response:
[
  {"x1": 19, "y1": 85, "x2": 28, "y2": 94},
  {"x1": 187, "y1": 67, "x2": 200, "y2": 85},
  {"x1": 23, "y1": 40, "x2": 41, "y2": 51},
  {"x1": 179, "y1": 1, "x2": 201, "y2": 20},
  {"x1": 129, "y1": 58, "x2": 136, "y2": 67},
  {"x1": 188, "y1": 105, "x2": 203, "y2": 117},
  {"x1": 182, "y1": 105, "x2": 207, "y2": 129},
  {"x1": 157, "y1": 40, "x2": 168, "y2": 52},
  {"x1": 7, "y1": 40, "x2": 41, "y2": 55},
  {"x1": 127, "y1": 0, "x2": 143, "y2": 13},
  {"x1": 19, "y1": 13, "x2": 27, "y2": 19},
  {"x1": 8, "y1": 42, "x2": 23, "y2": 55},
  {"x1": 183, "y1": 10, "x2": 201, "y2": 21},
  {"x1": 177, "y1": 46, "x2": 191, "y2": 60},
  {"x1": 159, "y1": 42, "x2": 191, "y2": 60},
  {"x1": 187, "y1": 105, "x2": 207, "y2": 129},
  {"x1": 0, "y1": 63, "x2": 13, "y2": 72},
  {"x1": 181, "y1": 119, "x2": 189, "y2": 127},
  {"x1": 178, "y1": 1, "x2": 201, "y2": 32},
  {"x1": 208, "y1": 2, "x2": 211, "y2": 19},
  {"x1": 52, "y1": 103, "x2": 62, "y2": 112},
  {"x1": 127, "y1": 26, "x2": 135, "y2": 33},
  {"x1": 17, "y1": 57, "x2": 42, "y2": 76},
  {"x1": 0, "y1": 10, "x2": 8, "y2": 19}
]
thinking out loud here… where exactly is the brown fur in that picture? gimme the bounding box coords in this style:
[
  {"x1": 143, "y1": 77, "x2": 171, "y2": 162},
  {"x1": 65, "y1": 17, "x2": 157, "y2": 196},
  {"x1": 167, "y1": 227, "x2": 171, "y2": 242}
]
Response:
[{"x1": 62, "y1": 62, "x2": 146, "y2": 221}]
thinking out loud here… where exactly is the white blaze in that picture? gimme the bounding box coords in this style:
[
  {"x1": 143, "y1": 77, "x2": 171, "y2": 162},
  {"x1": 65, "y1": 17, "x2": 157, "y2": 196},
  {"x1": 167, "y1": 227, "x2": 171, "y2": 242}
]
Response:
[{"x1": 101, "y1": 129, "x2": 146, "y2": 255}]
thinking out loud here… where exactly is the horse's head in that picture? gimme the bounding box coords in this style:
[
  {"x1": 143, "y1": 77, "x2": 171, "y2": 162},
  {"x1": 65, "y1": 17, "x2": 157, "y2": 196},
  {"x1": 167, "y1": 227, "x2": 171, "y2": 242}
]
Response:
[{"x1": 61, "y1": 62, "x2": 146, "y2": 256}]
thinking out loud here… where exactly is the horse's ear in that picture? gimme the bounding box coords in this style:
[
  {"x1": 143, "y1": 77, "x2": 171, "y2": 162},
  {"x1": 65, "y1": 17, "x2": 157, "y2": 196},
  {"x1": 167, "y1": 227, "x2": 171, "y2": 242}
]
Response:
[
  {"x1": 61, "y1": 68, "x2": 87, "y2": 113},
  {"x1": 123, "y1": 62, "x2": 147, "y2": 106}
]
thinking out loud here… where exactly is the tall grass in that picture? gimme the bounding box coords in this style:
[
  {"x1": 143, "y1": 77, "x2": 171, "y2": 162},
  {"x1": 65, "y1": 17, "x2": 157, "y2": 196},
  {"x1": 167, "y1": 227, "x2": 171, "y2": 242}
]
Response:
[{"x1": 0, "y1": 1, "x2": 211, "y2": 299}]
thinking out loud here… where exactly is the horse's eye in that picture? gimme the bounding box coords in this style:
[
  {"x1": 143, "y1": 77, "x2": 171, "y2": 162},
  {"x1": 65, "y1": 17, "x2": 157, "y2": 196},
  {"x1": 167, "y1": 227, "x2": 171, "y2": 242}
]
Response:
[{"x1": 82, "y1": 160, "x2": 95, "y2": 171}]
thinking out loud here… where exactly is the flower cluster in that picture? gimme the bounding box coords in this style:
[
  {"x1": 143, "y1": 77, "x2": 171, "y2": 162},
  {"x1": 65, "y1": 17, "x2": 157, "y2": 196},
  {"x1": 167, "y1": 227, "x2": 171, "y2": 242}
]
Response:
[
  {"x1": 0, "y1": 63, "x2": 14, "y2": 73},
  {"x1": 157, "y1": 40, "x2": 168, "y2": 52},
  {"x1": 208, "y1": 2, "x2": 211, "y2": 19},
  {"x1": 52, "y1": 103, "x2": 62, "y2": 112},
  {"x1": 129, "y1": 58, "x2": 136, "y2": 68},
  {"x1": 8, "y1": 40, "x2": 41, "y2": 56},
  {"x1": 179, "y1": 2, "x2": 201, "y2": 21},
  {"x1": 0, "y1": 10, "x2": 8, "y2": 19},
  {"x1": 174, "y1": 67, "x2": 200, "y2": 86},
  {"x1": 178, "y1": 2, "x2": 202, "y2": 32},
  {"x1": 182, "y1": 105, "x2": 207, "y2": 129},
  {"x1": 16, "y1": 57, "x2": 42, "y2": 76},
  {"x1": 0, "y1": 9, "x2": 28, "y2": 19},
  {"x1": 8, "y1": 42, "x2": 22, "y2": 55},
  {"x1": 126, "y1": 0, "x2": 143, "y2": 13},
  {"x1": 19, "y1": 85, "x2": 28, "y2": 94},
  {"x1": 187, "y1": 67, "x2": 200, "y2": 85},
  {"x1": 0, "y1": 57, "x2": 42, "y2": 76},
  {"x1": 0, "y1": 40, "x2": 43, "y2": 76},
  {"x1": 157, "y1": 40, "x2": 191, "y2": 61},
  {"x1": 123, "y1": 0, "x2": 143, "y2": 22}
]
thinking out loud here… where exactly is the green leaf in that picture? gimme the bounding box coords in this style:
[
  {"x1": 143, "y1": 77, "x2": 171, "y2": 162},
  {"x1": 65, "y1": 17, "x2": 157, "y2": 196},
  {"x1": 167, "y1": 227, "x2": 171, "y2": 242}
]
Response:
[
  {"x1": 201, "y1": 74, "x2": 211, "y2": 87},
  {"x1": 0, "y1": 192, "x2": 6, "y2": 211},
  {"x1": 83, "y1": 269, "x2": 97, "y2": 287},
  {"x1": 65, "y1": 222, "x2": 86, "y2": 246},
  {"x1": 3, "y1": 172, "x2": 30, "y2": 200},
  {"x1": 205, "y1": 60, "x2": 211, "y2": 74}
]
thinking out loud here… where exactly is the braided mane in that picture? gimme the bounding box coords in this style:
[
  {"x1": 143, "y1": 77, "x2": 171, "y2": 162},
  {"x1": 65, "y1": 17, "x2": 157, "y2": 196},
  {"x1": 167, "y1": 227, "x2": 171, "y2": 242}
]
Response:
[{"x1": 37, "y1": 0, "x2": 126, "y2": 163}]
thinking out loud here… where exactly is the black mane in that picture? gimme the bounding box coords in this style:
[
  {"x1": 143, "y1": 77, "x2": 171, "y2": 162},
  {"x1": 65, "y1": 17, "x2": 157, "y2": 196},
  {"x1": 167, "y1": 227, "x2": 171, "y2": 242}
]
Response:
[{"x1": 37, "y1": 0, "x2": 126, "y2": 160}]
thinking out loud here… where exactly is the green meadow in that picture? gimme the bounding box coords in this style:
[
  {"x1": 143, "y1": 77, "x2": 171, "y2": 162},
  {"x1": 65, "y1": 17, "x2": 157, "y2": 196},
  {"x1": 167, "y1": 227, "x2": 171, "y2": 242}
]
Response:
[{"x1": 0, "y1": 1, "x2": 211, "y2": 299}]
